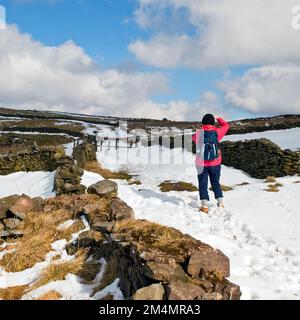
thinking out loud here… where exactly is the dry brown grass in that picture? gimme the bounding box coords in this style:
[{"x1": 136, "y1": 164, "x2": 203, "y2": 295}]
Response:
[
  {"x1": 92, "y1": 256, "x2": 118, "y2": 296},
  {"x1": 21, "y1": 209, "x2": 72, "y2": 235},
  {"x1": 209, "y1": 184, "x2": 234, "y2": 192},
  {"x1": 0, "y1": 209, "x2": 74, "y2": 272},
  {"x1": 265, "y1": 185, "x2": 280, "y2": 193},
  {"x1": 0, "y1": 244, "x2": 17, "y2": 252},
  {"x1": 0, "y1": 231, "x2": 54, "y2": 272},
  {"x1": 36, "y1": 290, "x2": 62, "y2": 300},
  {"x1": 265, "y1": 176, "x2": 277, "y2": 183},
  {"x1": 114, "y1": 219, "x2": 196, "y2": 257},
  {"x1": 51, "y1": 254, "x2": 61, "y2": 261},
  {"x1": 0, "y1": 285, "x2": 28, "y2": 300},
  {"x1": 32, "y1": 249, "x2": 87, "y2": 290},
  {"x1": 294, "y1": 180, "x2": 300, "y2": 184},
  {"x1": 84, "y1": 161, "x2": 132, "y2": 180},
  {"x1": 159, "y1": 181, "x2": 198, "y2": 192},
  {"x1": 59, "y1": 219, "x2": 86, "y2": 242}
]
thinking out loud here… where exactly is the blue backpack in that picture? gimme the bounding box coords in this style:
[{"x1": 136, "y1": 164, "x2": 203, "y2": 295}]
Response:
[{"x1": 197, "y1": 130, "x2": 219, "y2": 161}]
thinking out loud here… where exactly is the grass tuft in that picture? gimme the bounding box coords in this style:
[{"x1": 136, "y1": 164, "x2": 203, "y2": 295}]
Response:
[
  {"x1": 84, "y1": 161, "x2": 132, "y2": 180},
  {"x1": 159, "y1": 181, "x2": 198, "y2": 192},
  {"x1": 114, "y1": 219, "x2": 200, "y2": 257},
  {"x1": 0, "y1": 285, "x2": 28, "y2": 300},
  {"x1": 209, "y1": 184, "x2": 233, "y2": 192},
  {"x1": 32, "y1": 249, "x2": 87, "y2": 290},
  {"x1": 264, "y1": 184, "x2": 280, "y2": 193},
  {"x1": 0, "y1": 231, "x2": 54, "y2": 272},
  {"x1": 264, "y1": 176, "x2": 277, "y2": 183},
  {"x1": 36, "y1": 290, "x2": 62, "y2": 300},
  {"x1": 0, "y1": 209, "x2": 74, "y2": 272}
]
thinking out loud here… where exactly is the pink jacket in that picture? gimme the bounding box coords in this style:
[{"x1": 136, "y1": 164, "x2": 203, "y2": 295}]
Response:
[{"x1": 192, "y1": 117, "x2": 230, "y2": 167}]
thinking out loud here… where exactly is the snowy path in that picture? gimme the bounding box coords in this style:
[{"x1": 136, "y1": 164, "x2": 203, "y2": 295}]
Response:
[{"x1": 94, "y1": 145, "x2": 300, "y2": 300}]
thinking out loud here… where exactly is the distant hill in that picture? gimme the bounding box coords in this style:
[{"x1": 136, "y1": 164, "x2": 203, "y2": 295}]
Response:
[{"x1": 1, "y1": 107, "x2": 300, "y2": 135}]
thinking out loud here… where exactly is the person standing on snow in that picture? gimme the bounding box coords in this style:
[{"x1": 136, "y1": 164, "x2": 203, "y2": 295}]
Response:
[{"x1": 192, "y1": 114, "x2": 230, "y2": 214}]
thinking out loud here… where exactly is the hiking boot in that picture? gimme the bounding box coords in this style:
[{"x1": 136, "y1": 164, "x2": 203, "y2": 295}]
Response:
[
  {"x1": 217, "y1": 203, "x2": 225, "y2": 208},
  {"x1": 199, "y1": 207, "x2": 209, "y2": 214}
]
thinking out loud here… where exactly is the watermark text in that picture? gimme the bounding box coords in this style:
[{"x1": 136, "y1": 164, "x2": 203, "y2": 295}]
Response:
[{"x1": 0, "y1": 5, "x2": 6, "y2": 30}]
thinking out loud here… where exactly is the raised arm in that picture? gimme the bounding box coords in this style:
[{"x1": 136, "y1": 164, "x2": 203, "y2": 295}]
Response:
[
  {"x1": 192, "y1": 133, "x2": 196, "y2": 143},
  {"x1": 215, "y1": 116, "x2": 230, "y2": 141}
]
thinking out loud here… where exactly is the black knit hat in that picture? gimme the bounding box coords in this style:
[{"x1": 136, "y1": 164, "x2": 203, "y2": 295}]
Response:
[{"x1": 202, "y1": 113, "x2": 215, "y2": 125}]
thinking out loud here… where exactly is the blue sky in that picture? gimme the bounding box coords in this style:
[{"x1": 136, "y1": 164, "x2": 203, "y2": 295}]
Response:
[
  {"x1": 3, "y1": 0, "x2": 219, "y2": 103},
  {"x1": 0, "y1": 0, "x2": 299, "y2": 120}
]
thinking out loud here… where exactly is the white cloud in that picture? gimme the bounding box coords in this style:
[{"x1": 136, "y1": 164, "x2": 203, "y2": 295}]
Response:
[
  {"x1": 220, "y1": 64, "x2": 300, "y2": 114},
  {"x1": 0, "y1": 25, "x2": 200, "y2": 120},
  {"x1": 130, "y1": 0, "x2": 300, "y2": 69}
]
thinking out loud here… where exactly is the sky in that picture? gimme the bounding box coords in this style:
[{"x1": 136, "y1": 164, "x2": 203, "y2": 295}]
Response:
[{"x1": 0, "y1": 0, "x2": 300, "y2": 120}]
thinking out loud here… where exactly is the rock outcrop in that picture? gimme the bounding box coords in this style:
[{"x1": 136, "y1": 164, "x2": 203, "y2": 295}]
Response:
[
  {"x1": 0, "y1": 181, "x2": 241, "y2": 300},
  {"x1": 87, "y1": 180, "x2": 118, "y2": 198}
]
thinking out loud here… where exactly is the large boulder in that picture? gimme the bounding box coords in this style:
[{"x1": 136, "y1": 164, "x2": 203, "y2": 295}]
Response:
[
  {"x1": 110, "y1": 198, "x2": 134, "y2": 221},
  {"x1": 9, "y1": 195, "x2": 35, "y2": 220},
  {"x1": 133, "y1": 283, "x2": 165, "y2": 300},
  {"x1": 87, "y1": 180, "x2": 118, "y2": 198},
  {"x1": 187, "y1": 249, "x2": 230, "y2": 280},
  {"x1": 145, "y1": 261, "x2": 189, "y2": 283},
  {"x1": 167, "y1": 280, "x2": 209, "y2": 300}
]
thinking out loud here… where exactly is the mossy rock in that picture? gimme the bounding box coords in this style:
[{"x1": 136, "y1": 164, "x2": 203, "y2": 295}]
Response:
[{"x1": 159, "y1": 181, "x2": 198, "y2": 192}]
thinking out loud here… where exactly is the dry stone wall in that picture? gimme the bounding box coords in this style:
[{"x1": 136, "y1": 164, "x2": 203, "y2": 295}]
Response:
[
  {"x1": 0, "y1": 146, "x2": 62, "y2": 175},
  {"x1": 220, "y1": 138, "x2": 300, "y2": 179},
  {"x1": 73, "y1": 141, "x2": 97, "y2": 168}
]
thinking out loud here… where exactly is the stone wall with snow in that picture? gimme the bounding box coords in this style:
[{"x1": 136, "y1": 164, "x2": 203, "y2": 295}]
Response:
[
  {"x1": 220, "y1": 138, "x2": 300, "y2": 179},
  {"x1": 0, "y1": 146, "x2": 63, "y2": 175}
]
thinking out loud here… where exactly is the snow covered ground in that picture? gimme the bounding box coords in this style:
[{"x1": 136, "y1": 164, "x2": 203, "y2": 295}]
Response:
[
  {"x1": 92, "y1": 144, "x2": 300, "y2": 300},
  {"x1": 0, "y1": 171, "x2": 55, "y2": 198},
  {"x1": 1, "y1": 125, "x2": 300, "y2": 300}
]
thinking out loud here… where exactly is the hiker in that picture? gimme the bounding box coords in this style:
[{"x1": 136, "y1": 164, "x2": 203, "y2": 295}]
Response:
[{"x1": 192, "y1": 114, "x2": 230, "y2": 214}]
